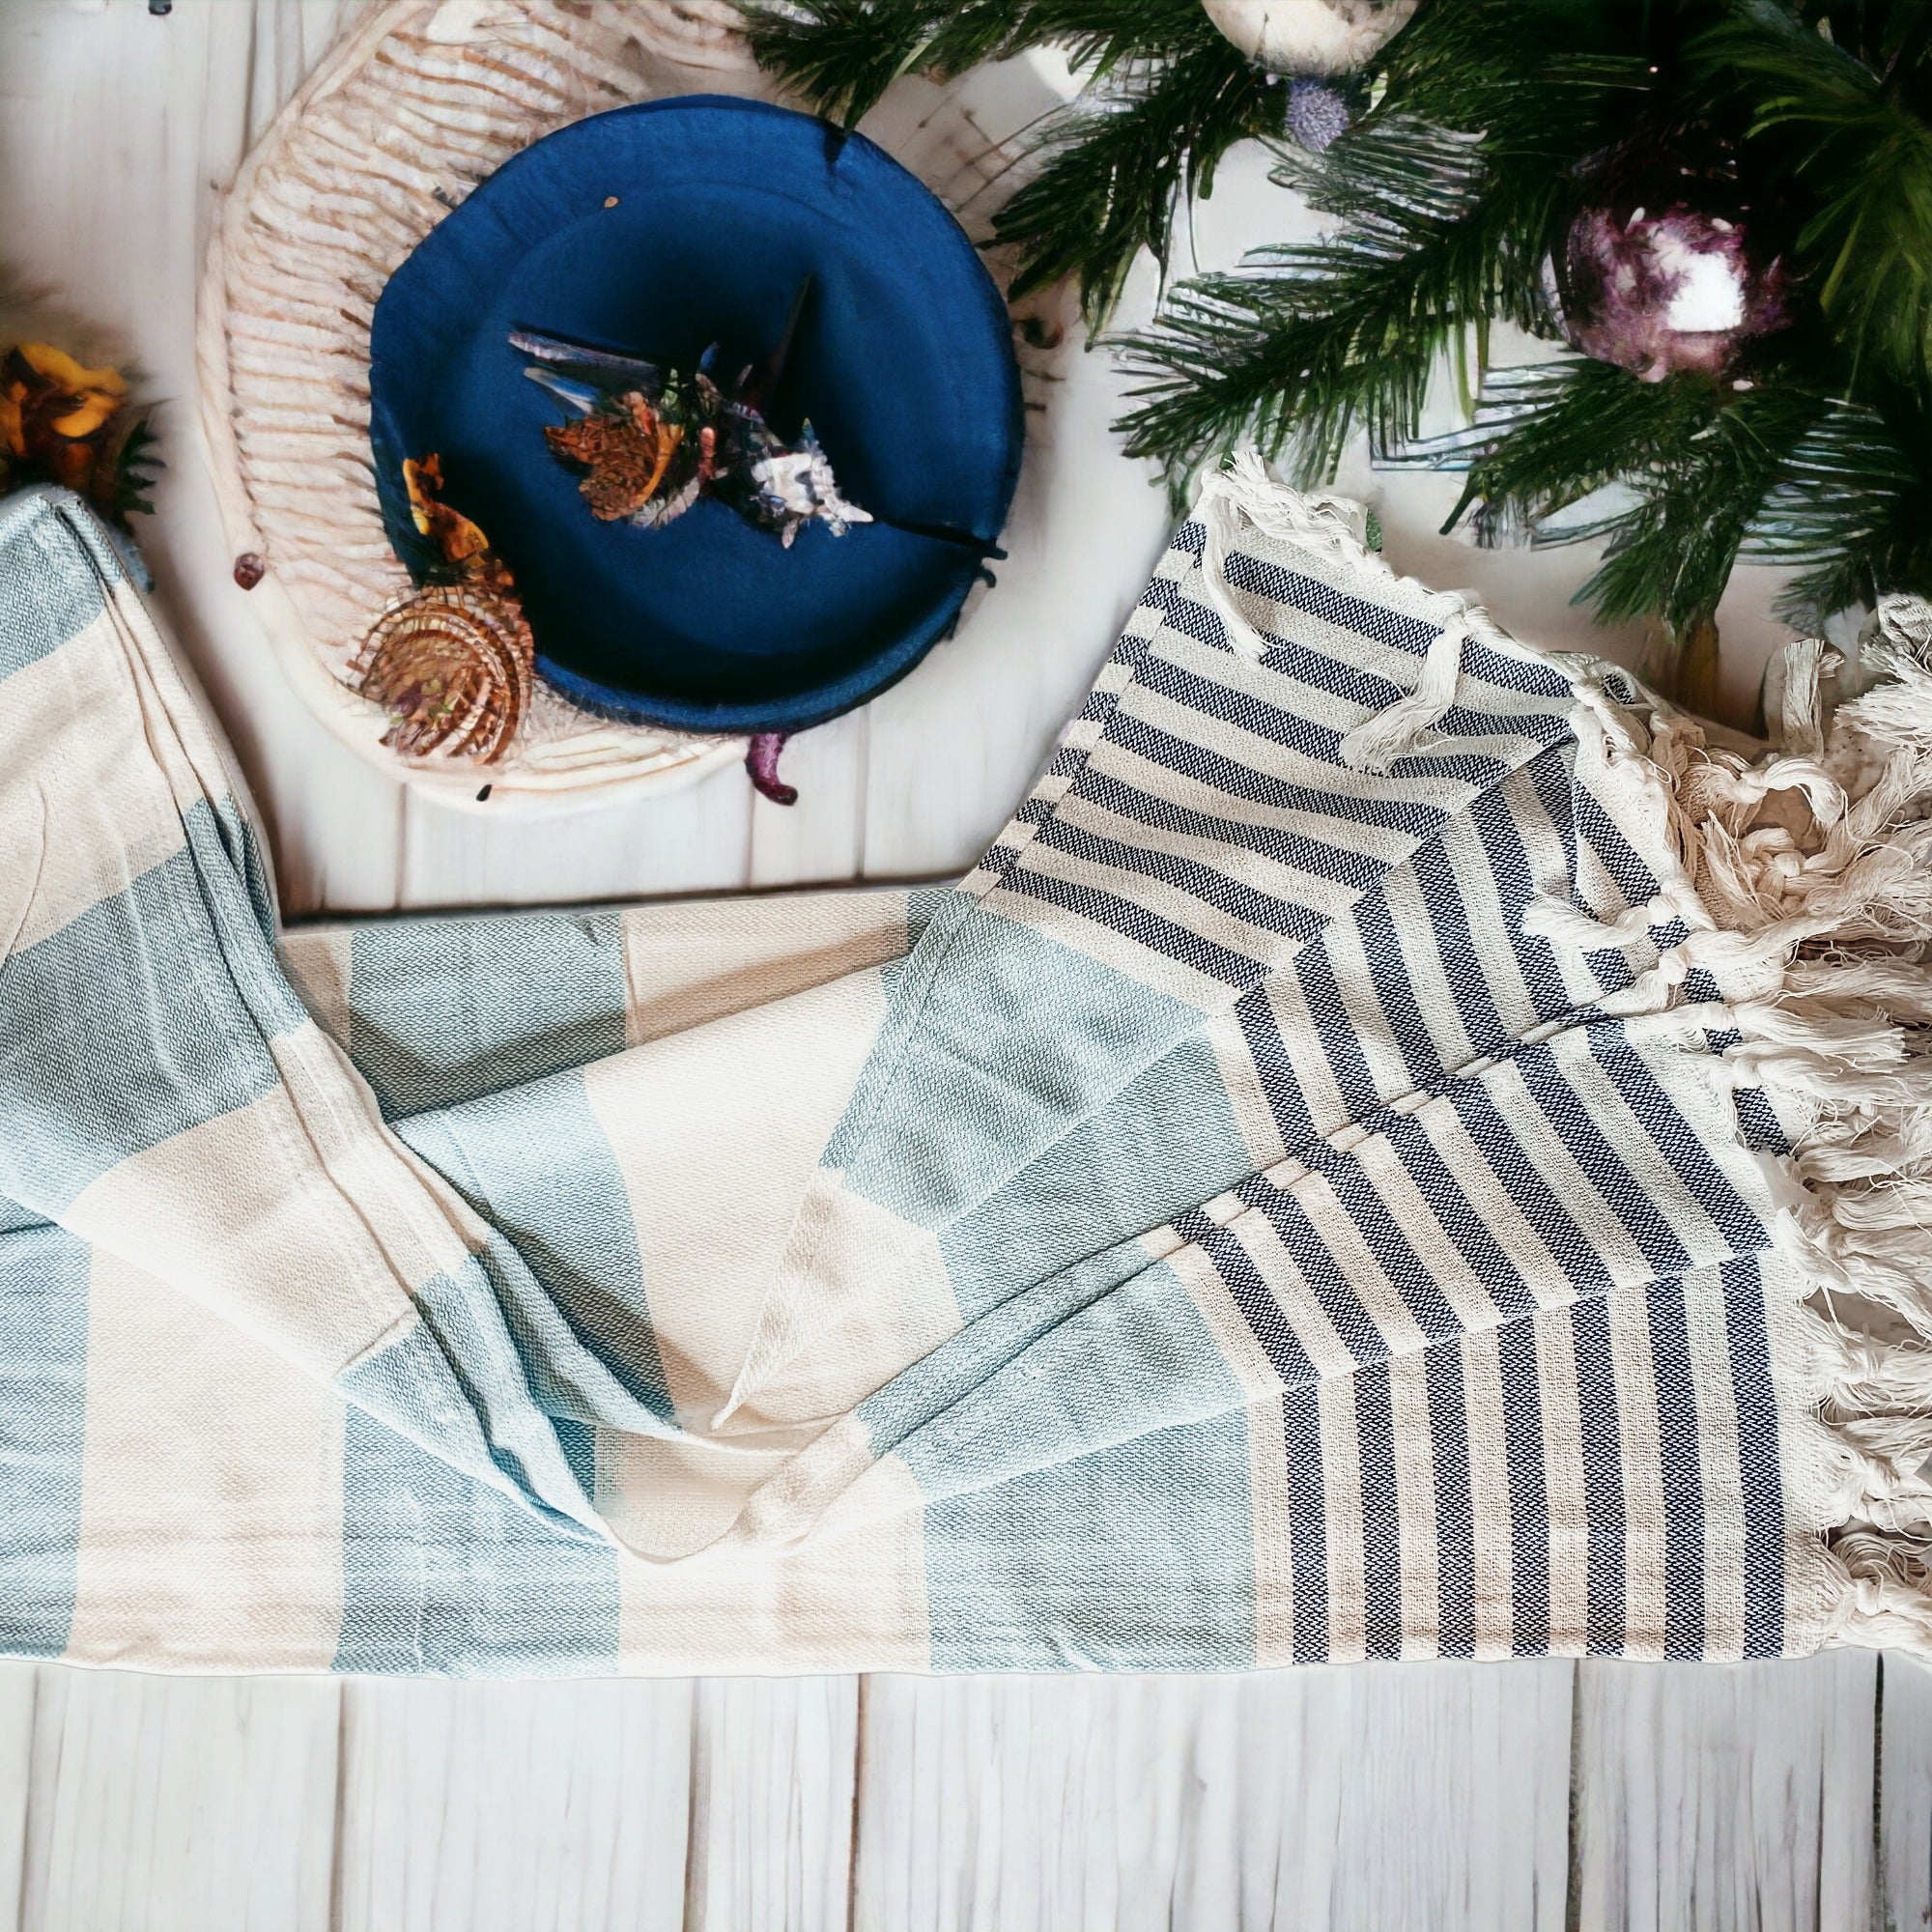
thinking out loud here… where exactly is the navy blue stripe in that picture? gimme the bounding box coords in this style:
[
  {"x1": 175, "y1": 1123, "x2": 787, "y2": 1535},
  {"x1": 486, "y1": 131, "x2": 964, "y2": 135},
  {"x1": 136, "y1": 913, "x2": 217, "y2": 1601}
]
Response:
[
  {"x1": 1377, "y1": 1109, "x2": 1540, "y2": 1319},
  {"x1": 1494, "y1": 1318, "x2": 1551, "y2": 1655},
  {"x1": 1177, "y1": 1211, "x2": 1318, "y2": 1385},
  {"x1": 1279, "y1": 1388, "x2": 1329, "y2": 1662},
  {"x1": 1350, "y1": 887, "x2": 1444, "y2": 1092},
  {"x1": 1584, "y1": 1026, "x2": 1772, "y2": 1262},
  {"x1": 1292, "y1": 1151, "x2": 1468, "y2": 1347},
  {"x1": 1353, "y1": 1363, "x2": 1404, "y2": 1661},
  {"x1": 1444, "y1": 1083, "x2": 1603, "y2": 1286},
  {"x1": 1465, "y1": 769, "x2": 1588, "y2": 1020},
  {"x1": 1571, "y1": 785, "x2": 1662, "y2": 911},
  {"x1": 999, "y1": 866, "x2": 1266, "y2": 987},
  {"x1": 1570, "y1": 1295, "x2": 1628, "y2": 1655},
  {"x1": 1516, "y1": 1041, "x2": 1693, "y2": 1278},
  {"x1": 1033, "y1": 814, "x2": 1348, "y2": 938},
  {"x1": 1289, "y1": 943, "x2": 1382, "y2": 1121},
  {"x1": 1071, "y1": 762, "x2": 1406, "y2": 895},
  {"x1": 1645, "y1": 1282, "x2": 1706, "y2": 1659},
  {"x1": 1233, "y1": 982, "x2": 1314, "y2": 1158},
  {"x1": 1227, "y1": 550, "x2": 1576, "y2": 702},
  {"x1": 1426, "y1": 1343, "x2": 1477, "y2": 1658},
  {"x1": 1230, "y1": 1179, "x2": 1390, "y2": 1366},
  {"x1": 1139, "y1": 573, "x2": 1231, "y2": 652}
]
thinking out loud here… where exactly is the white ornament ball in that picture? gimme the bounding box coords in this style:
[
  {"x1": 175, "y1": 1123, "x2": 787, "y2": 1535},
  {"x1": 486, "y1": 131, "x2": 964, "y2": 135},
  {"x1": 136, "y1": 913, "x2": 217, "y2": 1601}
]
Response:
[{"x1": 1202, "y1": 0, "x2": 1420, "y2": 76}]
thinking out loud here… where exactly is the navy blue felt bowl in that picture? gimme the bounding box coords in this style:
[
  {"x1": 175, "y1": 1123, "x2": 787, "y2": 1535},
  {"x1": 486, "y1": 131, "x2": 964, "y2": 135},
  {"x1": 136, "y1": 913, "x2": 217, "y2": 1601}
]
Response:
[{"x1": 368, "y1": 97, "x2": 1023, "y2": 734}]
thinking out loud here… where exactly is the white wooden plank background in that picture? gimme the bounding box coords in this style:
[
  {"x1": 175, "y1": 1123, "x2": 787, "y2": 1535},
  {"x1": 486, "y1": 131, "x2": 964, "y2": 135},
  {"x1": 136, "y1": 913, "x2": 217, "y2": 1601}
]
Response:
[{"x1": 0, "y1": 2, "x2": 1925, "y2": 1926}]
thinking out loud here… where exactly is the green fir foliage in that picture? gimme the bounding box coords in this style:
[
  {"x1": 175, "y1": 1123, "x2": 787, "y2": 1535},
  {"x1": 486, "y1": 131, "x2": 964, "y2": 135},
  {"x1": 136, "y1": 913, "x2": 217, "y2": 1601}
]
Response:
[{"x1": 753, "y1": 0, "x2": 1932, "y2": 632}]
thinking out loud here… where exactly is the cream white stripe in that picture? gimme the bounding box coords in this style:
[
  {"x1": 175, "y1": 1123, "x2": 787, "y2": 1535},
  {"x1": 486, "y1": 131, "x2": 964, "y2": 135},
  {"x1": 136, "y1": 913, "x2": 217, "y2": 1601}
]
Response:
[
  {"x1": 1535, "y1": 1305, "x2": 1590, "y2": 1655},
  {"x1": 1317, "y1": 1374, "x2": 1367, "y2": 1663},
  {"x1": 1682, "y1": 1269, "x2": 1748, "y2": 1662},
  {"x1": 1461, "y1": 1325, "x2": 1517, "y2": 1659},
  {"x1": 1388, "y1": 1350, "x2": 1441, "y2": 1660},
  {"x1": 1606, "y1": 1285, "x2": 1668, "y2": 1661}
]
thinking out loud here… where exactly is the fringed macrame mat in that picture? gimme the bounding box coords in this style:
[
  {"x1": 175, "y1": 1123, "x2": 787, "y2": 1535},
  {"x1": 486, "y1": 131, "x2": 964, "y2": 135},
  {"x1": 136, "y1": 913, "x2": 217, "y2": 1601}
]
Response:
[{"x1": 198, "y1": 0, "x2": 1046, "y2": 804}]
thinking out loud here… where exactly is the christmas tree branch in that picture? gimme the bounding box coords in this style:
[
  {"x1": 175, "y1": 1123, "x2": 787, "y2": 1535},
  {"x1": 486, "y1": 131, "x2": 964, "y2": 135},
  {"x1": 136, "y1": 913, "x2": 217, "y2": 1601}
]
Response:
[
  {"x1": 742, "y1": 0, "x2": 1208, "y2": 129},
  {"x1": 996, "y1": 33, "x2": 1285, "y2": 318}
]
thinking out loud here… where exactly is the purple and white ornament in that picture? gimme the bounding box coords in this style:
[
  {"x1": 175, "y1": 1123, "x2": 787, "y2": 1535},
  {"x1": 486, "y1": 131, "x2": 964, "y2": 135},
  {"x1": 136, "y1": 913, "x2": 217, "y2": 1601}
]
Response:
[
  {"x1": 1557, "y1": 200, "x2": 1789, "y2": 383},
  {"x1": 1201, "y1": 0, "x2": 1419, "y2": 76}
]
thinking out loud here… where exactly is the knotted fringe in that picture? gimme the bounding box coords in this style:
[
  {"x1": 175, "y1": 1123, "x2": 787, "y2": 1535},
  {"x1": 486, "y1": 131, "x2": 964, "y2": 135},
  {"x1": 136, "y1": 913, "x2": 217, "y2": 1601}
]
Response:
[
  {"x1": 1188, "y1": 455, "x2": 1932, "y2": 1649},
  {"x1": 1197, "y1": 453, "x2": 1506, "y2": 773},
  {"x1": 1579, "y1": 596, "x2": 1932, "y2": 1650}
]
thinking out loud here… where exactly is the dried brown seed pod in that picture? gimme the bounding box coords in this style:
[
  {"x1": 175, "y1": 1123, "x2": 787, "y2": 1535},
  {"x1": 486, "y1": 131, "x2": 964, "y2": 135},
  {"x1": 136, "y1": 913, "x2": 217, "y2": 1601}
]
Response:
[{"x1": 351, "y1": 582, "x2": 534, "y2": 765}]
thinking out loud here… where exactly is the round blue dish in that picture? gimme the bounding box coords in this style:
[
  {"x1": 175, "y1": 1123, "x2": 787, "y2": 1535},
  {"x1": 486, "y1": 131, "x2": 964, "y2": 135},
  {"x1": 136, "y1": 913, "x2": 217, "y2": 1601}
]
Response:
[{"x1": 367, "y1": 97, "x2": 1023, "y2": 734}]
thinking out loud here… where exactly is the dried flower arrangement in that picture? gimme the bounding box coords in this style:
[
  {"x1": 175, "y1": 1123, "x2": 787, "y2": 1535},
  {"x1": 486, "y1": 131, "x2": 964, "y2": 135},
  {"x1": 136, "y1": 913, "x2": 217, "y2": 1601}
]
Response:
[
  {"x1": 0, "y1": 343, "x2": 156, "y2": 524},
  {"x1": 354, "y1": 453, "x2": 533, "y2": 766}
]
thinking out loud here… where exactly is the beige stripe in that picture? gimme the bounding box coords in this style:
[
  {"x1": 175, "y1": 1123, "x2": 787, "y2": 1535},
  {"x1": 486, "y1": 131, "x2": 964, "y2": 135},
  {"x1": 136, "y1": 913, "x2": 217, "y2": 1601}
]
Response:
[
  {"x1": 1680, "y1": 1268, "x2": 1748, "y2": 1661},
  {"x1": 1535, "y1": 1305, "x2": 1590, "y2": 1654},
  {"x1": 0, "y1": 623, "x2": 189, "y2": 954},
  {"x1": 1276, "y1": 1172, "x2": 1431, "y2": 1362},
  {"x1": 1163, "y1": 1238, "x2": 1300, "y2": 1664},
  {"x1": 1387, "y1": 1350, "x2": 1441, "y2": 1660},
  {"x1": 1755, "y1": 1251, "x2": 1840, "y2": 1656},
  {"x1": 1247, "y1": 1392, "x2": 1296, "y2": 1667},
  {"x1": 583, "y1": 967, "x2": 935, "y2": 1429},
  {"x1": 1219, "y1": 1210, "x2": 1360, "y2": 1379},
  {"x1": 607, "y1": 1433, "x2": 930, "y2": 1674},
  {"x1": 1345, "y1": 1130, "x2": 1501, "y2": 1335},
  {"x1": 1317, "y1": 1374, "x2": 1367, "y2": 1662},
  {"x1": 63, "y1": 1027, "x2": 439, "y2": 1378},
  {"x1": 1379, "y1": 862, "x2": 1479, "y2": 1075},
  {"x1": 278, "y1": 923, "x2": 355, "y2": 1050},
  {"x1": 1257, "y1": 974, "x2": 1355, "y2": 1140},
  {"x1": 67, "y1": 1247, "x2": 345, "y2": 1670},
  {"x1": 1460, "y1": 1325, "x2": 1517, "y2": 1659},
  {"x1": 1493, "y1": 763, "x2": 1609, "y2": 1012},
  {"x1": 1431, "y1": 809, "x2": 1538, "y2": 1037},
  {"x1": 1545, "y1": 1027, "x2": 1758, "y2": 1273},
  {"x1": 1476, "y1": 1055, "x2": 1653, "y2": 1289},
  {"x1": 976, "y1": 887, "x2": 1236, "y2": 1013},
  {"x1": 1315, "y1": 920, "x2": 1416, "y2": 1104},
  {"x1": 1085, "y1": 729, "x2": 1418, "y2": 862},
  {"x1": 1605, "y1": 1285, "x2": 1668, "y2": 1660},
  {"x1": 1113, "y1": 670, "x2": 1458, "y2": 819},
  {"x1": 1410, "y1": 1097, "x2": 1571, "y2": 1315},
  {"x1": 619, "y1": 887, "x2": 911, "y2": 1046},
  {"x1": 1207, "y1": 1008, "x2": 1287, "y2": 1169}
]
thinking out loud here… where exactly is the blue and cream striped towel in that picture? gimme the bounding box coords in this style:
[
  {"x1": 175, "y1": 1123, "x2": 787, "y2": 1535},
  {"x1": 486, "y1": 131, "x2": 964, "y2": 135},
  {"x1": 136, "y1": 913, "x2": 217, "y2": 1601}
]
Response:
[{"x1": 2, "y1": 469, "x2": 1929, "y2": 1675}]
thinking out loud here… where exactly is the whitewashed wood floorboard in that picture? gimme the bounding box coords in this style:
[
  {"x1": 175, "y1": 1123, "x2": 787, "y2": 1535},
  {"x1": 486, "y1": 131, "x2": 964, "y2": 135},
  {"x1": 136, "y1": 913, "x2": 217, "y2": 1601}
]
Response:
[
  {"x1": 1571, "y1": 1653, "x2": 1880, "y2": 1931},
  {"x1": 334, "y1": 1676, "x2": 694, "y2": 1932},
  {"x1": 851, "y1": 1662, "x2": 1575, "y2": 1932},
  {"x1": 1882, "y1": 1656, "x2": 1932, "y2": 1932}
]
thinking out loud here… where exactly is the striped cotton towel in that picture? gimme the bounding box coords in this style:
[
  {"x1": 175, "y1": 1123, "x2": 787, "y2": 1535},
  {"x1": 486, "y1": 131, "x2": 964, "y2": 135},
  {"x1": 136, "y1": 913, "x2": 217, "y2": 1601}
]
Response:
[{"x1": 2, "y1": 470, "x2": 1928, "y2": 1677}]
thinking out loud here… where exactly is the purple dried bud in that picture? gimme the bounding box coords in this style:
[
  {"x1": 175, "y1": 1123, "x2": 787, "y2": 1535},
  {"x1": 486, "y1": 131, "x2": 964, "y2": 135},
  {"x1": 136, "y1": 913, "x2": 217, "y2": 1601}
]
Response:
[
  {"x1": 1287, "y1": 78, "x2": 1351, "y2": 153},
  {"x1": 746, "y1": 731, "x2": 797, "y2": 806},
  {"x1": 1559, "y1": 201, "x2": 1787, "y2": 383}
]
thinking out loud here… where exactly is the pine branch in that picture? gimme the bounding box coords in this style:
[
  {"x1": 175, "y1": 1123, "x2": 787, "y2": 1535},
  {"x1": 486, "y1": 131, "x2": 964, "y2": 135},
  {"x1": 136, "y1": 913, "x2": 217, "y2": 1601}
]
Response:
[
  {"x1": 1111, "y1": 114, "x2": 1559, "y2": 486},
  {"x1": 743, "y1": 0, "x2": 1205, "y2": 129},
  {"x1": 996, "y1": 31, "x2": 1284, "y2": 320},
  {"x1": 1743, "y1": 398, "x2": 1932, "y2": 617},
  {"x1": 1579, "y1": 386, "x2": 1828, "y2": 632}
]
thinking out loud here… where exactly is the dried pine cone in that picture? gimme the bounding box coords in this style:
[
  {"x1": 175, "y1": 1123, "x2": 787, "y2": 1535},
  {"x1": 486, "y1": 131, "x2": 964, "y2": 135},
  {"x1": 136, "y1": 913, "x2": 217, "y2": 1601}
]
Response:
[{"x1": 352, "y1": 582, "x2": 534, "y2": 764}]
